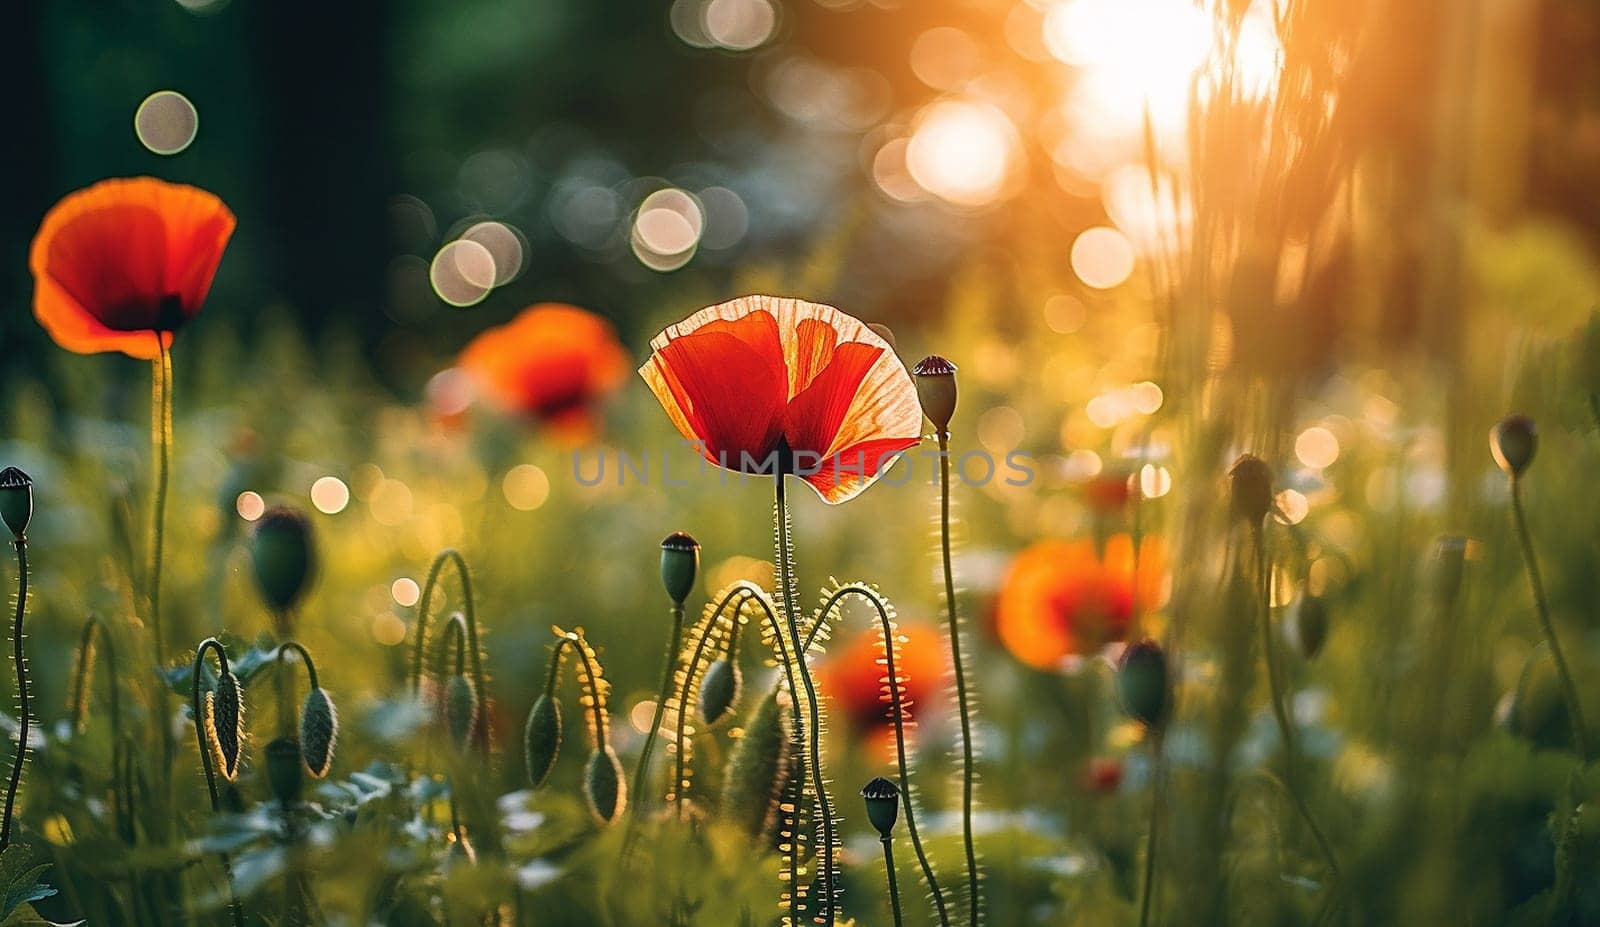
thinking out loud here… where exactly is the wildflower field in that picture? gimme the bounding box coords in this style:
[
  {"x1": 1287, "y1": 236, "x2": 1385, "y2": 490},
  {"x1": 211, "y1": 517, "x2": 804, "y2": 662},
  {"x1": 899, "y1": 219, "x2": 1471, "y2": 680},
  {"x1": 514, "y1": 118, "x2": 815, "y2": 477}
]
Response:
[{"x1": 4, "y1": 0, "x2": 1600, "y2": 925}]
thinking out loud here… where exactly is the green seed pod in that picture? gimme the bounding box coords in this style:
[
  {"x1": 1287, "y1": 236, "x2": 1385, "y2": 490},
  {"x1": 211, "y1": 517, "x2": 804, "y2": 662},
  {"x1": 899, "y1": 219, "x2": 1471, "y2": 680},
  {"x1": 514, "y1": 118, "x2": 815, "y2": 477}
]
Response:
[
  {"x1": 1228, "y1": 454, "x2": 1273, "y2": 524},
  {"x1": 721, "y1": 686, "x2": 789, "y2": 838},
  {"x1": 1491, "y1": 414, "x2": 1537, "y2": 477},
  {"x1": 912, "y1": 356, "x2": 958, "y2": 432},
  {"x1": 523, "y1": 693, "x2": 563, "y2": 789},
  {"x1": 660, "y1": 532, "x2": 701, "y2": 606},
  {"x1": 700, "y1": 658, "x2": 741, "y2": 727},
  {"x1": 444, "y1": 674, "x2": 479, "y2": 753},
  {"x1": 265, "y1": 736, "x2": 304, "y2": 804},
  {"x1": 299, "y1": 686, "x2": 338, "y2": 779},
  {"x1": 1116, "y1": 639, "x2": 1170, "y2": 730},
  {"x1": 860, "y1": 776, "x2": 900, "y2": 838},
  {"x1": 1285, "y1": 594, "x2": 1329, "y2": 660},
  {"x1": 209, "y1": 670, "x2": 246, "y2": 781},
  {"x1": 249, "y1": 506, "x2": 316, "y2": 614},
  {"x1": 583, "y1": 746, "x2": 627, "y2": 824},
  {"x1": 0, "y1": 467, "x2": 33, "y2": 540}
]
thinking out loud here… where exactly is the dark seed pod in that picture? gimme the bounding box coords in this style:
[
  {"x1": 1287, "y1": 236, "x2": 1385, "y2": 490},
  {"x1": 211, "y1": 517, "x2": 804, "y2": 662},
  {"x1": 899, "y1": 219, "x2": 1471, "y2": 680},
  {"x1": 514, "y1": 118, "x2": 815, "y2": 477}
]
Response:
[
  {"x1": 860, "y1": 776, "x2": 900, "y2": 838},
  {"x1": 660, "y1": 532, "x2": 701, "y2": 606},
  {"x1": 912, "y1": 355, "x2": 959, "y2": 431},
  {"x1": 721, "y1": 686, "x2": 789, "y2": 838},
  {"x1": 209, "y1": 670, "x2": 246, "y2": 781},
  {"x1": 523, "y1": 693, "x2": 563, "y2": 789},
  {"x1": 444, "y1": 675, "x2": 478, "y2": 753},
  {"x1": 1116, "y1": 639, "x2": 1170, "y2": 730},
  {"x1": 1285, "y1": 595, "x2": 1329, "y2": 660},
  {"x1": 583, "y1": 746, "x2": 627, "y2": 824},
  {"x1": 299, "y1": 687, "x2": 338, "y2": 779},
  {"x1": 0, "y1": 467, "x2": 33, "y2": 540},
  {"x1": 265, "y1": 736, "x2": 304, "y2": 804},
  {"x1": 1491, "y1": 414, "x2": 1537, "y2": 477},
  {"x1": 249, "y1": 506, "x2": 316, "y2": 614},
  {"x1": 700, "y1": 658, "x2": 741, "y2": 727},
  {"x1": 1228, "y1": 454, "x2": 1273, "y2": 524}
]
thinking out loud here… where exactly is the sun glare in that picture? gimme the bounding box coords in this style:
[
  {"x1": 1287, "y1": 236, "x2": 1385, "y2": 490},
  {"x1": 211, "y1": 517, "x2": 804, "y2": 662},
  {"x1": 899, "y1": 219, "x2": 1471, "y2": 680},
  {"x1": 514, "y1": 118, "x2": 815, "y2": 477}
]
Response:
[{"x1": 905, "y1": 99, "x2": 1022, "y2": 208}]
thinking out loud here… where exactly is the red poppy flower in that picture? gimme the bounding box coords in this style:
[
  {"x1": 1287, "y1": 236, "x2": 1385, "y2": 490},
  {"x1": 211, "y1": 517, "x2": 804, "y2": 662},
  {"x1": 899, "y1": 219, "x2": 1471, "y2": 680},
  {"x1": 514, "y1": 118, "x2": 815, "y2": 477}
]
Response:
[
  {"x1": 993, "y1": 534, "x2": 1167, "y2": 671},
  {"x1": 29, "y1": 177, "x2": 235, "y2": 359},
  {"x1": 818, "y1": 623, "x2": 945, "y2": 756},
  {"x1": 639, "y1": 295, "x2": 922, "y2": 504},
  {"x1": 458, "y1": 303, "x2": 630, "y2": 440}
]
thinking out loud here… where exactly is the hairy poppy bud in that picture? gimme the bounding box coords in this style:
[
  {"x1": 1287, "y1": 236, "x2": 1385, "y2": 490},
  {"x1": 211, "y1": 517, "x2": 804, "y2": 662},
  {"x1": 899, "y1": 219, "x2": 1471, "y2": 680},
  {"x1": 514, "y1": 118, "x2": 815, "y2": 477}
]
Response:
[
  {"x1": 249, "y1": 506, "x2": 316, "y2": 615},
  {"x1": 0, "y1": 468, "x2": 33, "y2": 540},
  {"x1": 912, "y1": 356, "x2": 958, "y2": 432},
  {"x1": 1228, "y1": 454, "x2": 1273, "y2": 524},
  {"x1": 1491, "y1": 415, "x2": 1537, "y2": 477},
  {"x1": 444, "y1": 675, "x2": 478, "y2": 753},
  {"x1": 722, "y1": 686, "x2": 789, "y2": 838},
  {"x1": 208, "y1": 669, "x2": 246, "y2": 781},
  {"x1": 299, "y1": 687, "x2": 338, "y2": 779},
  {"x1": 1116, "y1": 639, "x2": 1170, "y2": 730},
  {"x1": 265, "y1": 736, "x2": 304, "y2": 804},
  {"x1": 700, "y1": 658, "x2": 741, "y2": 727},
  {"x1": 1285, "y1": 594, "x2": 1329, "y2": 659},
  {"x1": 523, "y1": 693, "x2": 562, "y2": 789},
  {"x1": 860, "y1": 776, "x2": 900, "y2": 838},
  {"x1": 660, "y1": 532, "x2": 700, "y2": 606},
  {"x1": 584, "y1": 746, "x2": 626, "y2": 824}
]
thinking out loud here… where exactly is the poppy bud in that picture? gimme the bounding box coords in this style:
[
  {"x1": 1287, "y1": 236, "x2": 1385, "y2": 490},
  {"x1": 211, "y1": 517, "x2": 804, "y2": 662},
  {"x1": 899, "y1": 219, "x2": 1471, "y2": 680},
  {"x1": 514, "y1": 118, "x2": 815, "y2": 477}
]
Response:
[
  {"x1": 867, "y1": 323, "x2": 898, "y2": 350},
  {"x1": 0, "y1": 467, "x2": 33, "y2": 541},
  {"x1": 1228, "y1": 454, "x2": 1273, "y2": 524},
  {"x1": 722, "y1": 686, "x2": 789, "y2": 838},
  {"x1": 1491, "y1": 415, "x2": 1537, "y2": 477},
  {"x1": 523, "y1": 693, "x2": 563, "y2": 789},
  {"x1": 444, "y1": 674, "x2": 478, "y2": 753},
  {"x1": 660, "y1": 532, "x2": 700, "y2": 606},
  {"x1": 249, "y1": 506, "x2": 316, "y2": 615},
  {"x1": 700, "y1": 658, "x2": 741, "y2": 727},
  {"x1": 299, "y1": 687, "x2": 338, "y2": 779},
  {"x1": 207, "y1": 670, "x2": 246, "y2": 781},
  {"x1": 584, "y1": 746, "x2": 627, "y2": 824},
  {"x1": 1285, "y1": 594, "x2": 1329, "y2": 659},
  {"x1": 265, "y1": 736, "x2": 304, "y2": 804},
  {"x1": 860, "y1": 776, "x2": 900, "y2": 838},
  {"x1": 912, "y1": 356, "x2": 958, "y2": 432},
  {"x1": 1116, "y1": 639, "x2": 1170, "y2": 730}
]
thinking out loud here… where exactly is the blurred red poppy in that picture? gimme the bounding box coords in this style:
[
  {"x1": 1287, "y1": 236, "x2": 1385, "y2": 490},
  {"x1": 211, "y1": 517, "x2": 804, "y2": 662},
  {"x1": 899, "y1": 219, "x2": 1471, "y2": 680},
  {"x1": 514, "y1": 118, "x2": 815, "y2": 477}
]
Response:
[
  {"x1": 458, "y1": 303, "x2": 629, "y2": 440},
  {"x1": 639, "y1": 295, "x2": 922, "y2": 504},
  {"x1": 994, "y1": 535, "x2": 1167, "y2": 671},
  {"x1": 819, "y1": 623, "x2": 945, "y2": 755},
  {"x1": 29, "y1": 177, "x2": 235, "y2": 359}
]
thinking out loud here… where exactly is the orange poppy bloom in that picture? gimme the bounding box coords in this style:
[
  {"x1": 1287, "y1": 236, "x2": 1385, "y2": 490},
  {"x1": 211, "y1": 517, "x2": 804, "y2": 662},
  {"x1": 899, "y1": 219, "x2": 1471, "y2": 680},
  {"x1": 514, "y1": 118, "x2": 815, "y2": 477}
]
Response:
[
  {"x1": 639, "y1": 295, "x2": 922, "y2": 504},
  {"x1": 458, "y1": 304, "x2": 630, "y2": 439},
  {"x1": 30, "y1": 177, "x2": 235, "y2": 359},
  {"x1": 818, "y1": 623, "x2": 945, "y2": 754},
  {"x1": 993, "y1": 534, "x2": 1167, "y2": 671}
]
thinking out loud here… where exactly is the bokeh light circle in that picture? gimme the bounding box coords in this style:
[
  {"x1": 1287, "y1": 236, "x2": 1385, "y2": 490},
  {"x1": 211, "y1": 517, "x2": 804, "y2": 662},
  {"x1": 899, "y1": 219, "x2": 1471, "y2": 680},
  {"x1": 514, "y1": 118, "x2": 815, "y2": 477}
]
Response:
[
  {"x1": 430, "y1": 240, "x2": 497, "y2": 307},
  {"x1": 631, "y1": 188, "x2": 704, "y2": 272},
  {"x1": 461, "y1": 221, "x2": 526, "y2": 286},
  {"x1": 905, "y1": 100, "x2": 1021, "y2": 207},
  {"x1": 703, "y1": 0, "x2": 778, "y2": 51},
  {"x1": 311, "y1": 476, "x2": 350, "y2": 515},
  {"x1": 1070, "y1": 227, "x2": 1136, "y2": 289},
  {"x1": 135, "y1": 91, "x2": 198, "y2": 155}
]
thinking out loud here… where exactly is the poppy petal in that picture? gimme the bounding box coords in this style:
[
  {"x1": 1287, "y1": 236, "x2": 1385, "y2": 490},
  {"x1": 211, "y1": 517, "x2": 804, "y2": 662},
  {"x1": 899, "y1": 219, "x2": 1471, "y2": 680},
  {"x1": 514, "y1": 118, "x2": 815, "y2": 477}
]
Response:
[
  {"x1": 800, "y1": 436, "x2": 921, "y2": 503},
  {"x1": 645, "y1": 330, "x2": 788, "y2": 466},
  {"x1": 783, "y1": 341, "x2": 882, "y2": 455}
]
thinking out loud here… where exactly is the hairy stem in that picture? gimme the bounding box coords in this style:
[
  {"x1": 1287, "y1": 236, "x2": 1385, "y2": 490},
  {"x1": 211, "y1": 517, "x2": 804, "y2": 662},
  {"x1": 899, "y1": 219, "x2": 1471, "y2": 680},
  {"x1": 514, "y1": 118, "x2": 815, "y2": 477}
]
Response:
[
  {"x1": 192, "y1": 638, "x2": 245, "y2": 927},
  {"x1": 0, "y1": 540, "x2": 30, "y2": 852},
  {"x1": 937, "y1": 433, "x2": 981, "y2": 926},
  {"x1": 633, "y1": 603, "x2": 686, "y2": 820},
  {"x1": 1509, "y1": 478, "x2": 1589, "y2": 757},
  {"x1": 881, "y1": 837, "x2": 905, "y2": 927}
]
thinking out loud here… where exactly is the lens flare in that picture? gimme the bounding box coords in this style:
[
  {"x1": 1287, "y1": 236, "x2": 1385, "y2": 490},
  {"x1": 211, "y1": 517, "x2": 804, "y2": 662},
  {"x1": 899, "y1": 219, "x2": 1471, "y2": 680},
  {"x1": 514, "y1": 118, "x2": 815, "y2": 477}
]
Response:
[{"x1": 905, "y1": 100, "x2": 1021, "y2": 207}]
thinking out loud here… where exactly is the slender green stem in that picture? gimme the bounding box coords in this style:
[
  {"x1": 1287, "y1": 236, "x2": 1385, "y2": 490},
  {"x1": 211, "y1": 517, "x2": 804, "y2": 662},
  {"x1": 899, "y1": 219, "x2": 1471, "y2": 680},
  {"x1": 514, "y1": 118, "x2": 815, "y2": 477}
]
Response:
[
  {"x1": 71, "y1": 616, "x2": 129, "y2": 841},
  {"x1": 1137, "y1": 731, "x2": 1163, "y2": 927},
  {"x1": 1509, "y1": 477, "x2": 1590, "y2": 757},
  {"x1": 0, "y1": 539, "x2": 30, "y2": 852},
  {"x1": 881, "y1": 837, "x2": 905, "y2": 927},
  {"x1": 937, "y1": 433, "x2": 982, "y2": 926},
  {"x1": 192, "y1": 638, "x2": 246, "y2": 927},
  {"x1": 1253, "y1": 524, "x2": 1341, "y2": 889},
  {"x1": 149, "y1": 338, "x2": 171, "y2": 669},
  {"x1": 775, "y1": 476, "x2": 837, "y2": 924},
  {"x1": 632, "y1": 603, "x2": 686, "y2": 821}
]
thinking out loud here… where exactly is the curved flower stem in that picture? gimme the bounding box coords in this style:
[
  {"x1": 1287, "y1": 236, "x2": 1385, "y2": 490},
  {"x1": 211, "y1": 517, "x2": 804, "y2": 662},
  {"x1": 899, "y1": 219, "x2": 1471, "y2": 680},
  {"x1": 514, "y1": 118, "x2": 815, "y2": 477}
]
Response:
[
  {"x1": 936, "y1": 432, "x2": 982, "y2": 926},
  {"x1": 70, "y1": 616, "x2": 129, "y2": 841},
  {"x1": 410, "y1": 552, "x2": 488, "y2": 738},
  {"x1": 818, "y1": 585, "x2": 951, "y2": 927},
  {"x1": 670, "y1": 598, "x2": 731, "y2": 820},
  {"x1": 0, "y1": 538, "x2": 30, "y2": 853},
  {"x1": 191, "y1": 638, "x2": 245, "y2": 927},
  {"x1": 1509, "y1": 477, "x2": 1590, "y2": 757},
  {"x1": 774, "y1": 476, "x2": 837, "y2": 924},
  {"x1": 1137, "y1": 730, "x2": 1164, "y2": 927},
  {"x1": 1253, "y1": 525, "x2": 1341, "y2": 892},
  {"x1": 568, "y1": 635, "x2": 610, "y2": 749},
  {"x1": 275, "y1": 640, "x2": 321, "y2": 734},
  {"x1": 631, "y1": 602, "x2": 686, "y2": 823},
  {"x1": 880, "y1": 837, "x2": 905, "y2": 927}
]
